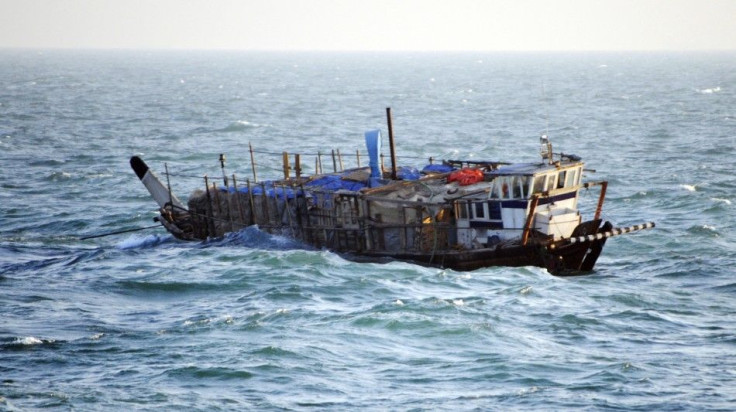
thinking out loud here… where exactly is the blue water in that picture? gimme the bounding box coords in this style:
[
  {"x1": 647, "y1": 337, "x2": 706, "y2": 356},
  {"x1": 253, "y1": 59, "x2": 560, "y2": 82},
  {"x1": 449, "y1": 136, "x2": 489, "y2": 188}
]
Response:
[{"x1": 1, "y1": 50, "x2": 735, "y2": 410}]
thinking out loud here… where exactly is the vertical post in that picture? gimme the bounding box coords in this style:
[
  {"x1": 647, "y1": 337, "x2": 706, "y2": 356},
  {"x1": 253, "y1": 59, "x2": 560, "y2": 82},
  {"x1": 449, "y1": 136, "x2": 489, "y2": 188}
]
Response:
[
  {"x1": 261, "y1": 182, "x2": 270, "y2": 225},
  {"x1": 204, "y1": 175, "x2": 214, "y2": 237},
  {"x1": 232, "y1": 174, "x2": 245, "y2": 227},
  {"x1": 295, "y1": 153, "x2": 302, "y2": 180},
  {"x1": 219, "y1": 153, "x2": 228, "y2": 188},
  {"x1": 356, "y1": 149, "x2": 361, "y2": 168},
  {"x1": 246, "y1": 178, "x2": 256, "y2": 225},
  {"x1": 386, "y1": 107, "x2": 398, "y2": 180},
  {"x1": 331, "y1": 149, "x2": 337, "y2": 173},
  {"x1": 249, "y1": 142, "x2": 258, "y2": 182},
  {"x1": 595, "y1": 181, "x2": 608, "y2": 221},
  {"x1": 522, "y1": 195, "x2": 540, "y2": 246},
  {"x1": 282, "y1": 151, "x2": 290, "y2": 180},
  {"x1": 337, "y1": 149, "x2": 344, "y2": 171},
  {"x1": 317, "y1": 151, "x2": 323, "y2": 175}
]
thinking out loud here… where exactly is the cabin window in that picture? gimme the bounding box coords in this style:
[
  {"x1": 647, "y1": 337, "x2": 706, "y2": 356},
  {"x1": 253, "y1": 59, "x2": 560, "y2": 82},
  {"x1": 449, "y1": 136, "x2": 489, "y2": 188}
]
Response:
[
  {"x1": 488, "y1": 180, "x2": 499, "y2": 198},
  {"x1": 566, "y1": 169, "x2": 576, "y2": 187},
  {"x1": 456, "y1": 202, "x2": 468, "y2": 219},
  {"x1": 533, "y1": 175, "x2": 546, "y2": 194},
  {"x1": 519, "y1": 176, "x2": 531, "y2": 198},
  {"x1": 474, "y1": 202, "x2": 485, "y2": 219},
  {"x1": 557, "y1": 171, "x2": 566, "y2": 188},
  {"x1": 500, "y1": 177, "x2": 510, "y2": 199},
  {"x1": 488, "y1": 201, "x2": 502, "y2": 220},
  {"x1": 546, "y1": 174, "x2": 556, "y2": 192},
  {"x1": 510, "y1": 176, "x2": 522, "y2": 198}
]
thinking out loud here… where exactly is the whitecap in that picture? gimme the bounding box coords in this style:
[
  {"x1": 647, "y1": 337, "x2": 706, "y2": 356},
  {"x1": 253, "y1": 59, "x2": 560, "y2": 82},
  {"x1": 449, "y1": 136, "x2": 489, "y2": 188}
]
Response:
[
  {"x1": 116, "y1": 234, "x2": 165, "y2": 250},
  {"x1": 711, "y1": 198, "x2": 732, "y2": 205},
  {"x1": 452, "y1": 299, "x2": 464, "y2": 306},
  {"x1": 680, "y1": 184, "x2": 697, "y2": 192},
  {"x1": 698, "y1": 87, "x2": 721, "y2": 94},
  {"x1": 395, "y1": 299, "x2": 404, "y2": 306},
  {"x1": 219, "y1": 120, "x2": 257, "y2": 133},
  {"x1": 14, "y1": 336, "x2": 45, "y2": 345}
]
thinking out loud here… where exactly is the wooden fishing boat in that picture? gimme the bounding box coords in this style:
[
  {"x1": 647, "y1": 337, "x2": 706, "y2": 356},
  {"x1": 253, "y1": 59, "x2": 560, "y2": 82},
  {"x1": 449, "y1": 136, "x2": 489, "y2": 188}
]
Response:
[{"x1": 131, "y1": 109, "x2": 654, "y2": 275}]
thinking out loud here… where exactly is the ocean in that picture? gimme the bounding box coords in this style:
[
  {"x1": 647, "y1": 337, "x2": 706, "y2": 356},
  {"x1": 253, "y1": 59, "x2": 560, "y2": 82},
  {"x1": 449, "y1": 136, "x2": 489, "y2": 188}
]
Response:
[{"x1": 1, "y1": 50, "x2": 735, "y2": 410}]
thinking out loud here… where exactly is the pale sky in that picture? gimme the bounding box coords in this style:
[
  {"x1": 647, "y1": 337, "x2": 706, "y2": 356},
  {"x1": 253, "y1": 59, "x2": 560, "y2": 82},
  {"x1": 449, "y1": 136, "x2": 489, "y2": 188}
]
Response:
[{"x1": 1, "y1": 0, "x2": 734, "y2": 51}]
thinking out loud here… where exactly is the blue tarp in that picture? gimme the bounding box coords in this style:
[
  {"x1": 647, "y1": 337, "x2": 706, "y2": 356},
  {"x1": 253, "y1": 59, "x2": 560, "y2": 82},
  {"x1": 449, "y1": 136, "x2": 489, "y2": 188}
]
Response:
[
  {"x1": 422, "y1": 164, "x2": 454, "y2": 174},
  {"x1": 397, "y1": 166, "x2": 421, "y2": 181},
  {"x1": 305, "y1": 174, "x2": 367, "y2": 192},
  {"x1": 220, "y1": 183, "x2": 303, "y2": 199}
]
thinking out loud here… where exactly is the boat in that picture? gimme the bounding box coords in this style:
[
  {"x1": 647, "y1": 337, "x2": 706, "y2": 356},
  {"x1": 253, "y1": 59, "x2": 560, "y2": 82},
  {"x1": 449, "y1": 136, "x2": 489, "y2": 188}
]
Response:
[{"x1": 130, "y1": 108, "x2": 654, "y2": 275}]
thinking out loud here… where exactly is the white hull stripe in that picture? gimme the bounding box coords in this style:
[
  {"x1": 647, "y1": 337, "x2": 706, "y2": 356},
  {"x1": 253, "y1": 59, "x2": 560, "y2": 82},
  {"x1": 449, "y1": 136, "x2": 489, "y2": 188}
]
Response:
[{"x1": 568, "y1": 222, "x2": 655, "y2": 244}]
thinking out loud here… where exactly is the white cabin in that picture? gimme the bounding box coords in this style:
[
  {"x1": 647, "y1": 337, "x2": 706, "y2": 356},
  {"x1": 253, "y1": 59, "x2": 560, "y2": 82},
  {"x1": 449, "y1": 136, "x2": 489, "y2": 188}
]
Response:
[{"x1": 454, "y1": 160, "x2": 584, "y2": 248}]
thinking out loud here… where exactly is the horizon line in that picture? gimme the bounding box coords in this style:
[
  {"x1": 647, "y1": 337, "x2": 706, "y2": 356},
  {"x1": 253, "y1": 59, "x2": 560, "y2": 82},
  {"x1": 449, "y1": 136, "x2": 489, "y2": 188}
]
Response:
[{"x1": 2, "y1": 46, "x2": 735, "y2": 53}]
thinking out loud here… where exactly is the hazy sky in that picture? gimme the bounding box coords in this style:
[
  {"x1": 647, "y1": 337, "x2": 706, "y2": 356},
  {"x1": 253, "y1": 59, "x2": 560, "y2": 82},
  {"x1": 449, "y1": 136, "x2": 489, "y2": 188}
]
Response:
[{"x1": 1, "y1": 0, "x2": 734, "y2": 51}]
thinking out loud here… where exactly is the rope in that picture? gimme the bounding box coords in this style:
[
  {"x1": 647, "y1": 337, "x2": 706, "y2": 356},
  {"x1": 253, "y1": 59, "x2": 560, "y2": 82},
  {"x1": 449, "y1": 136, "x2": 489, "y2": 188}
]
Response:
[{"x1": 79, "y1": 224, "x2": 162, "y2": 240}]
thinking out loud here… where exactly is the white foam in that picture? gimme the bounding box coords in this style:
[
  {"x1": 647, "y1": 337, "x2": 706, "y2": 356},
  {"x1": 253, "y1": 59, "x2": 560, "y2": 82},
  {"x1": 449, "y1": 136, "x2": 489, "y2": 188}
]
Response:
[
  {"x1": 14, "y1": 336, "x2": 45, "y2": 345},
  {"x1": 711, "y1": 198, "x2": 732, "y2": 205},
  {"x1": 680, "y1": 184, "x2": 697, "y2": 192},
  {"x1": 116, "y1": 234, "x2": 162, "y2": 250},
  {"x1": 698, "y1": 87, "x2": 721, "y2": 94}
]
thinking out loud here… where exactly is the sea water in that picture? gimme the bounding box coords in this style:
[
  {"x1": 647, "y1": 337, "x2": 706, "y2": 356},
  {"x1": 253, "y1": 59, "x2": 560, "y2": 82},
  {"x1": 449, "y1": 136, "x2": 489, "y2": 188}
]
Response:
[{"x1": 1, "y1": 50, "x2": 735, "y2": 410}]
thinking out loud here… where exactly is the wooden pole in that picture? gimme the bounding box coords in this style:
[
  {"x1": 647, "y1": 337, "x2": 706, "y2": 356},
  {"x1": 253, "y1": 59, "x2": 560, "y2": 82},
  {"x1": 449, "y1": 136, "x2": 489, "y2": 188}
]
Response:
[
  {"x1": 232, "y1": 174, "x2": 245, "y2": 227},
  {"x1": 356, "y1": 149, "x2": 361, "y2": 168},
  {"x1": 522, "y1": 195, "x2": 540, "y2": 246},
  {"x1": 331, "y1": 149, "x2": 337, "y2": 173},
  {"x1": 204, "y1": 175, "x2": 214, "y2": 237},
  {"x1": 595, "y1": 181, "x2": 608, "y2": 221},
  {"x1": 386, "y1": 107, "x2": 398, "y2": 180},
  {"x1": 249, "y1": 142, "x2": 258, "y2": 182},
  {"x1": 295, "y1": 154, "x2": 301, "y2": 180},
  {"x1": 246, "y1": 179, "x2": 255, "y2": 225},
  {"x1": 219, "y1": 153, "x2": 228, "y2": 188},
  {"x1": 282, "y1": 151, "x2": 290, "y2": 180},
  {"x1": 337, "y1": 149, "x2": 344, "y2": 171}
]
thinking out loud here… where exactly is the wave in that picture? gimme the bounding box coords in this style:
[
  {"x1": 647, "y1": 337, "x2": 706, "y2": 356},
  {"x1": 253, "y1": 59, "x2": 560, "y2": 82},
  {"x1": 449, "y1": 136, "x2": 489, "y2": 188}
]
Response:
[
  {"x1": 697, "y1": 87, "x2": 721, "y2": 94},
  {"x1": 210, "y1": 225, "x2": 307, "y2": 251},
  {"x1": 1, "y1": 336, "x2": 60, "y2": 350},
  {"x1": 216, "y1": 120, "x2": 260, "y2": 133},
  {"x1": 116, "y1": 233, "x2": 172, "y2": 250},
  {"x1": 710, "y1": 197, "x2": 732, "y2": 206}
]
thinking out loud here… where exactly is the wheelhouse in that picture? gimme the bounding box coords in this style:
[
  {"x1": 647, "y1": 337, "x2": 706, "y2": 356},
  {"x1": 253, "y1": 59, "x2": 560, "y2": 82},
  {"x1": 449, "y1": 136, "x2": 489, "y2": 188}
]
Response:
[{"x1": 454, "y1": 160, "x2": 585, "y2": 248}]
